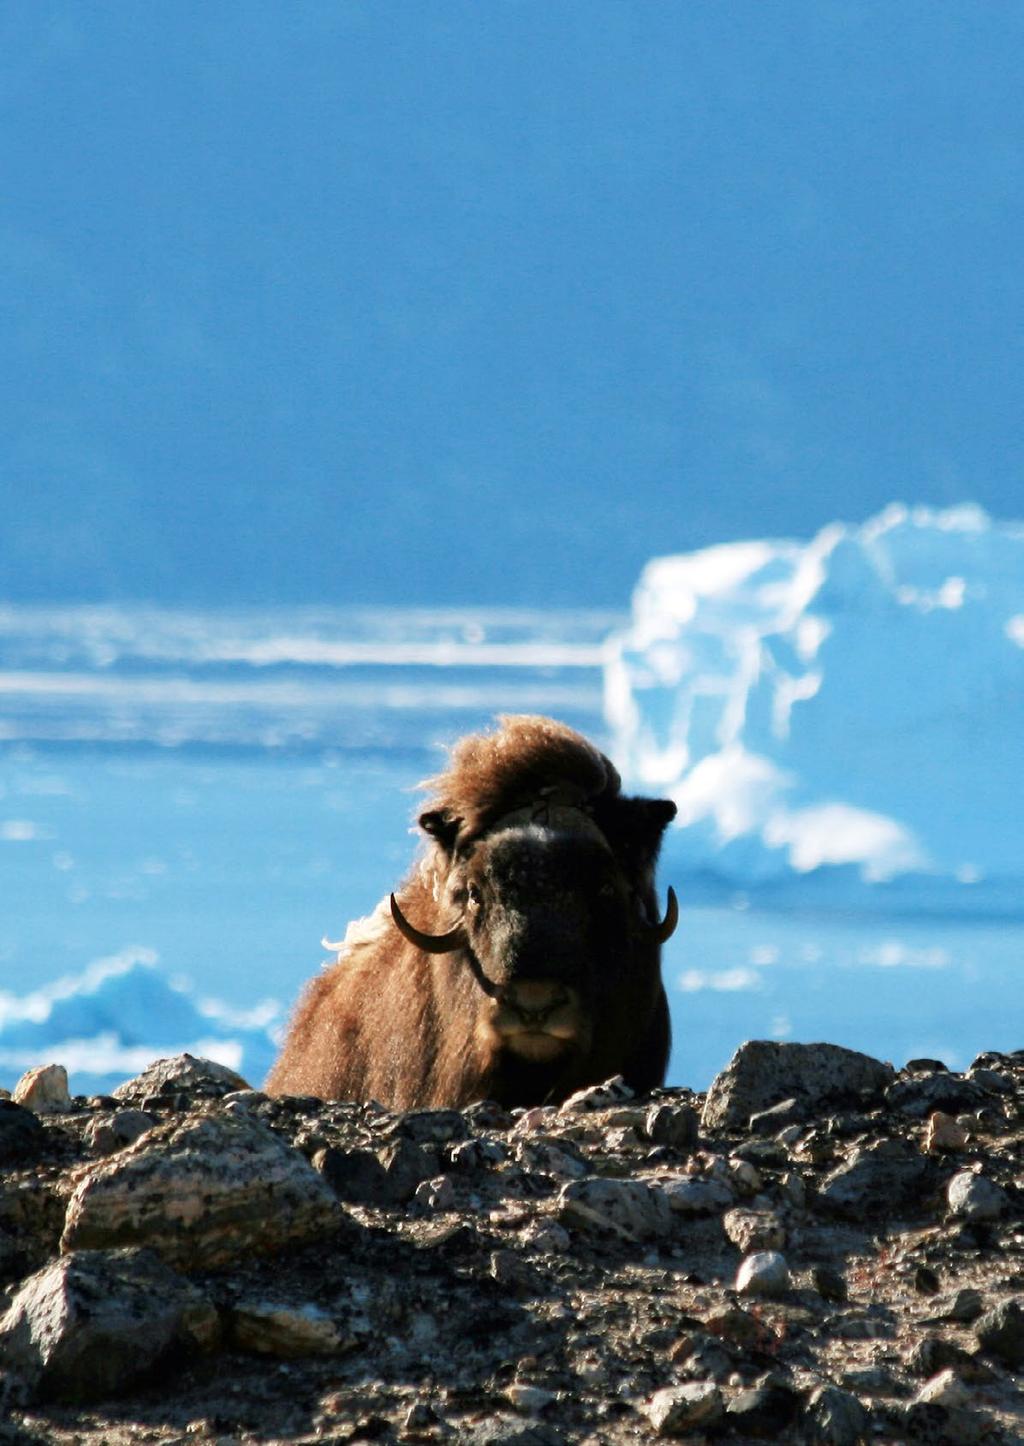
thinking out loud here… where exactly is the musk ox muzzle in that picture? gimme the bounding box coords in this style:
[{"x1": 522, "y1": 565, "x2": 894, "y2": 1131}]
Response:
[{"x1": 389, "y1": 884, "x2": 678, "y2": 996}]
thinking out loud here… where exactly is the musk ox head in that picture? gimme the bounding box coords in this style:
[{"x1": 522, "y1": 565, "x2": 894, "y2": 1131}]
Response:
[{"x1": 391, "y1": 716, "x2": 678, "y2": 1075}]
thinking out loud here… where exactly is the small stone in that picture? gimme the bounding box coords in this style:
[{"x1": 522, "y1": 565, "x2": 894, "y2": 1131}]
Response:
[
  {"x1": 701, "y1": 1305, "x2": 763, "y2": 1348},
  {"x1": 975, "y1": 1297, "x2": 1024, "y2": 1366},
  {"x1": 515, "y1": 1136, "x2": 589, "y2": 1180},
  {"x1": 559, "y1": 1177, "x2": 673, "y2": 1240},
  {"x1": 397, "y1": 1108, "x2": 470, "y2": 1145},
  {"x1": 313, "y1": 1145, "x2": 390, "y2": 1205},
  {"x1": 220, "y1": 1089, "x2": 268, "y2": 1108},
  {"x1": 748, "y1": 1097, "x2": 806, "y2": 1133},
  {"x1": 403, "y1": 1401, "x2": 437, "y2": 1431},
  {"x1": 896, "y1": 1400, "x2": 989, "y2": 1446},
  {"x1": 450, "y1": 1136, "x2": 509, "y2": 1170},
  {"x1": 803, "y1": 1383, "x2": 872, "y2": 1445},
  {"x1": 558, "y1": 1075, "x2": 634, "y2": 1113},
  {"x1": 817, "y1": 1139, "x2": 932, "y2": 1220},
  {"x1": 512, "y1": 1106, "x2": 555, "y2": 1134},
  {"x1": 779, "y1": 1171, "x2": 806, "y2": 1209},
  {"x1": 723, "y1": 1207, "x2": 786, "y2": 1253},
  {"x1": 809, "y1": 1265, "x2": 847, "y2": 1303},
  {"x1": 645, "y1": 1103, "x2": 699, "y2": 1149},
  {"x1": 12, "y1": 1064, "x2": 71, "y2": 1114},
  {"x1": 645, "y1": 1382, "x2": 723, "y2": 1435},
  {"x1": 415, "y1": 1175, "x2": 456, "y2": 1211},
  {"x1": 947, "y1": 1169, "x2": 1008, "y2": 1221},
  {"x1": 520, "y1": 1218, "x2": 570, "y2": 1253},
  {"x1": 840, "y1": 1365, "x2": 901, "y2": 1396},
  {"x1": 658, "y1": 1175, "x2": 734, "y2": 1216},
  {"x1": 232, "y1": 1300, "x2": 344, "y2": 1357},
  {"x1": 727, "y1": 1158, "x2": 763, "y2": 1196},
  {"x1": 506, "y1": 1384, "x2": 555, "y2": 1413},
  {"x1": 924, "y1": 1110, "x2": 969, "y2": 1153},
  {"x1": 944, "y1": 1288, "x2": 985, "y2": 1323},
  {"x1": 377, "y1": 1136, "x2": 437, "y2": 1202},
  {"x1": 913, "y1": 1264, "x2": 941, "y2": 1295},
  {"x1": 886, "y1": 1072, "x2": 988, "y2": 1119},
  {"x1": 735, "y1": 1250, "x2": 791, "y2": 1298},
  {"x1": 966, "y1": 1066, "x2": 1012, "y2": 1092},
  {"x1": 724, "y1": 1377, "x2": 800, "y2": 1435},
  {"x1": 905, "y1": 1335, "x2": 977, "y2": 1378},
  {"x1": 490, "y1": 1249, "x2": 539, "y2": 1291},
  {"x1": 85, "y1": 1109, "x2": 155, "y2": 1153},
  {"x1": 915, "y1": 1367, "x2": 969, "y2": 1407}
]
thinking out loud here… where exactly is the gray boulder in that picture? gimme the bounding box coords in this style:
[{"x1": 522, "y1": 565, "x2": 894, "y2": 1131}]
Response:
[
  {"x1": 703, "y1": 1041, "x2": 894, "y2": 1130},
  {"x1": 0, "y1": 1248, "x2": 217, "y2": 1404}
]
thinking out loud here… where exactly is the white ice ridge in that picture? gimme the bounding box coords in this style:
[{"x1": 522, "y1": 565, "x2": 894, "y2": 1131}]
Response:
[{"x1": 606, "y1": 502, "x2": 1024, "y2": 891}]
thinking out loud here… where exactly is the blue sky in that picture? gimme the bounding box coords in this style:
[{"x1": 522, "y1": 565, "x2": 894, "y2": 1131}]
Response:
[{"x1": 2, "y1": 2, "x2": 1022, "y2": 607}]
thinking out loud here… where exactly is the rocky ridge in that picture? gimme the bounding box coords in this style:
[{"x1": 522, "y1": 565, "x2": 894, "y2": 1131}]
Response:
[{"x1": 1, "y1": 1042, "x2": 1023, "y2": 1444}]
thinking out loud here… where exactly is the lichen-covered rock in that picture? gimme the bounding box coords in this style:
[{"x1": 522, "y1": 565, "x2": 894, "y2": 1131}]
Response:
[
  {"x1": 723, "y1": 1207, "x2": 786, "y2": 1253},
  {"x1": 658, "y1": 1175, "x2": 734, "y2": 1216},
  {"x1": 558, "y1": 1176, "x2": 673, "y2": 1239},
  {"x1": 645, "y1": 1381, "x2": 723, "y2": 1434},
  {"x1": 645, "y1": 1102, "x2": 699, "y2": 1148},
  {"x1": 0, "y1": 1248, "x2": 217, "y2": 1404},
  {"x1": 702, "y1": 1041, "x2": 895, "y2": 1130},
  {"x1": 817, "y1": 1138, "x2": 933, "y2": 1220},
  {"x1": 112, "y1": 1053, "x2": 248, "y2": 1104},
  {"x1": 61, "y1": 1110, "x2": 341, "y2": 1268},
  {"x1": 803, "y1": 1383, "x2": 872, "y2": 1445},
  {"x1": 885, "y1": 1072, "x2": 989, "y2": 1119},
  {"x1": 12, "y1": 1064, "x2": 71, "y2": 1114}
]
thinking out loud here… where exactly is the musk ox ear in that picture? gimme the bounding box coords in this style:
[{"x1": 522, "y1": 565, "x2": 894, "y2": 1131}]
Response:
[
  {"x1": 418, "y1": 808, "x2": 463, "y2": 853},
  {"x1": 597, "y1": 796, "x2": 677, "y2": 881}
]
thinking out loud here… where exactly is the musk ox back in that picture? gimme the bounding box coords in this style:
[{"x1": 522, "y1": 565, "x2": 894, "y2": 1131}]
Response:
[{"x1": 266, "y1": 715, "x2": 678, "y2": 1109}]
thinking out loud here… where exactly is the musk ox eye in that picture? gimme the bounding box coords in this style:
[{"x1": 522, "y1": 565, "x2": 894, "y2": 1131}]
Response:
[{"x1": 467, "y1": 883, "x2": 483, "y2": 908}]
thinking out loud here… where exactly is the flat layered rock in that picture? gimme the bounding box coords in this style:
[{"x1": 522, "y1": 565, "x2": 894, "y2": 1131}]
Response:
[{"x1": 61, "y1": 1110, "x2": 341, "y2": 1269}]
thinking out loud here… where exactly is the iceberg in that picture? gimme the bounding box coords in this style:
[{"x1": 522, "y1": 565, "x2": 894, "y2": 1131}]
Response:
[
  {"x1": 606, "y1": 503, "x2": 1024, "y2": 905},
  {"x1": 0, "y1": 948, "x2": 281, "y2": 1097}
]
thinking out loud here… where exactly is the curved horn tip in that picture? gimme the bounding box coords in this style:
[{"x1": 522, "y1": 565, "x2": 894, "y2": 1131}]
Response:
[
  {"x1": 656, "y1": 885, "x2": 679, "y2": 943},
  {"x1": 390, "y1": 892, "x2": 468, "y2": 955}
]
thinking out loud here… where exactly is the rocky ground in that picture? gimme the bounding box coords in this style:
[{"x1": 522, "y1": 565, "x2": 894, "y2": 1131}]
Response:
[{"x1": 2, "y1": 1041, "x2": 1024, "y2": 1445}]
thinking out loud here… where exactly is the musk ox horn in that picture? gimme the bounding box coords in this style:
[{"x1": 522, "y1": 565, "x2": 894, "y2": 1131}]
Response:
[
  {"x1": 389, "y1": 893, "x2": 469, "y2": 954},
  {"x1": 647, "y1": 886, "x2": 679, "y2": 943}
]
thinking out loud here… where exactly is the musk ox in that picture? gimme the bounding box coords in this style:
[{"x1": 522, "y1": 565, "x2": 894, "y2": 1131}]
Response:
[{"x1": 266, "y1": 714, "x2": 678, "y2": 1109}]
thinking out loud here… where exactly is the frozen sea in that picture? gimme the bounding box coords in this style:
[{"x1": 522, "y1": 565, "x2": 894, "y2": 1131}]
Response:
[{"x1": 1, "y1": 602, "x2": 1021, "y2": 1096}]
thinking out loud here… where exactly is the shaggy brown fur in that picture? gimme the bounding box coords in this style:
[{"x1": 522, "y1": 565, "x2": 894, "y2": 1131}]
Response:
[{"x1": 267, "y1": 715, "x2": 676, "y2": 1109}]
